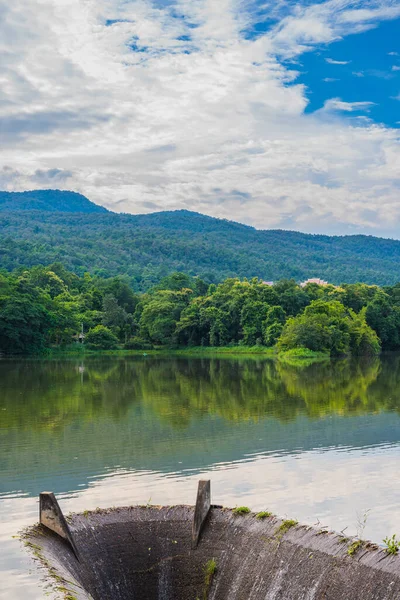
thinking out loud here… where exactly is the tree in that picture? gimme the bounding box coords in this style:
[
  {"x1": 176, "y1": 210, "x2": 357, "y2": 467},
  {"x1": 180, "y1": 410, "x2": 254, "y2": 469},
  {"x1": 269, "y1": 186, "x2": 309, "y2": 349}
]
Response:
[
  {"x1": 156, "y1": 272, "x2": 192, "y2": 291},
  {"x1": 0, "y1": 293, "x2": 51, "y2": 354},
  {"x1": 341, "y1": 284, "x2": 381, "y2": 313},
  {"x1": 23, "y1": 267, "x2": 67, "y2": 298},
  {"x1": 263, "y1": 306, "x2": 286, "y2": 346},
  {"x1": 350, "y1": 308, "x2": 381, "y2": 356},
  {"x1": 366, "y1": 295, "x2": 400, "y2": 350},
  {"x1": 273, "y1": 280, "x2": 310, "y2": 316},
  {"x1": 85, "y1": 325, "x2": 119, "y2": 350},
  {"x1": 102, "y1": 295, "x2": 129, "y2": 340},
  {"x1": 201, "y1": 306, "x2": 230, "y2": 346},
  {"x1": 139, "y1": 290, "x2": 191, "y2": 345},
  {"x1": 175, "y1": 299, "x2": 206, "y2": 346},
  {"x1": 101, "y1": 278, "x2": 138, "y2": 313},
  {"x1": 240, "y1": 300, "x2": 268, "y2": 346},
  {"x1": 278, "y1": 300, "x2": 380, "y2": 356}
]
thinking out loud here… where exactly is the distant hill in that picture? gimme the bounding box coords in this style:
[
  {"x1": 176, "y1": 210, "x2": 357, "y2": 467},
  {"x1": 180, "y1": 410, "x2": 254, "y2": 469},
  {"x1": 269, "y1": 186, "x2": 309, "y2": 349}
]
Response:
[
  {"x1": 0, "y1": 190, "x2": 108, "y2": 213},
  {"x1": 1, "y1": 190, "x2": 400, "y2": 289}
]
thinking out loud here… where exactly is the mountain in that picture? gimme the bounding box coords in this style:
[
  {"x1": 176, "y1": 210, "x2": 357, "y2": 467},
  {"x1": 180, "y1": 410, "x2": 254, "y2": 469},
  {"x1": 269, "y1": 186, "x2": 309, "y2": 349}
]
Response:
[
  {"x1": 1, "y1": 190, "x2": 400, "y2": 289},
  {"x1": 0, "y1": 190, "x2": 108, "y2": 213}
]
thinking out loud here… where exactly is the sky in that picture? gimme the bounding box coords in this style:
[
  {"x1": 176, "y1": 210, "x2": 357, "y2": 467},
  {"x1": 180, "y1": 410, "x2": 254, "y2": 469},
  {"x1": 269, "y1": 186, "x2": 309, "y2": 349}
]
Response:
[{"x1": 0, "y1": 0, "x2": 399, "y2": 236}]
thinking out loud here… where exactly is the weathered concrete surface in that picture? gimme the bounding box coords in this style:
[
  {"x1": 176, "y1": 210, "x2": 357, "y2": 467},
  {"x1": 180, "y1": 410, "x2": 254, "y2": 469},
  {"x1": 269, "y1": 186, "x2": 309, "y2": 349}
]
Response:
[
  {"x1": 25, "y1": 506, "x2": 400, "y2": 600},
  {"x1": 39, "y1": 492, "x2": 79, "y2": 559},
  {"x1": 192, "y1": 480, "x2": 211, "y2": 548}
]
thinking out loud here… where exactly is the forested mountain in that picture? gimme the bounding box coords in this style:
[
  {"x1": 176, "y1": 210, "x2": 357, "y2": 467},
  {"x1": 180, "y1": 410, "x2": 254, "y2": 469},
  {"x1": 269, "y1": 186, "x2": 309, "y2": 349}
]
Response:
[
  {"x1": 1, "y1": 190, "x2": 400, "y2": 289},
  {"x1": 0, "y1": 190, "x2": 108, "y2": 213}
]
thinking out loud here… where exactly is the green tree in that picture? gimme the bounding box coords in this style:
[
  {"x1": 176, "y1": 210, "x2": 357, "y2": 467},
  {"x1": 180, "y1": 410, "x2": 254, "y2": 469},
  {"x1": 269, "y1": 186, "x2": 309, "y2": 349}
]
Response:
[
  {"x1": 278, "y1": 300, "x2": 380, "y2": 356},
  {"x1": 240, "y1": 300, "x2": 267, "y2": 346},
  {"x1": 0, "y1": 293, "x2": 51, "y2": 354},
  {"x1": 273, "y1": 280, "x2": 310, "y2": 316},
  {"x1": 366, "y1": 296, "x2": 400, "y2": 350},
  {"x1": 175, "y1": 299, "x2": 206, "y2": 346},
  {"x1": 102, "y1": 295, "x2": 129, "y2": 340},
  {"x1": 262, "y1": 306, "x2": 286, "y2": 346},
  {"x1": 85, "y1": 325, "x2": 119, "y2": 350},
  {"x1": 139, "y1": 290, "x2": 191, "y2": 344}
]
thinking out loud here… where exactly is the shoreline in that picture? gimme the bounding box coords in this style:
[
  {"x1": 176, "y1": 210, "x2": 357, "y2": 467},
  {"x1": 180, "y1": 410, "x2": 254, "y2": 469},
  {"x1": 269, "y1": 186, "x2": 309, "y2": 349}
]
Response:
[{"x1": 0, "y1": 345, "x2": 331, "y2": 364}]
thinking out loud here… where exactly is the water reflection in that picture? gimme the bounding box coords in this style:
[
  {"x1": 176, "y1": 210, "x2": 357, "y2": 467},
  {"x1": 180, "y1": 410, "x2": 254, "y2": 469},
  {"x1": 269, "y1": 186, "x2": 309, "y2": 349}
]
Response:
[
  {"x1": 3, "y1": 354, "x2": 400, "y2": 428},
  {"x1": 2, "y1": 355, "x2": 400, "y2": 599}
]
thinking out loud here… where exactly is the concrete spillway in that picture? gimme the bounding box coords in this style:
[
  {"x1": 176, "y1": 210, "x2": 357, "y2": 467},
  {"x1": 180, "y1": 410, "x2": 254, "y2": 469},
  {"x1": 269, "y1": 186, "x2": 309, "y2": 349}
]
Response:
[{"x1": 24, "y1": 483, "x2": 400, "y2": 600}]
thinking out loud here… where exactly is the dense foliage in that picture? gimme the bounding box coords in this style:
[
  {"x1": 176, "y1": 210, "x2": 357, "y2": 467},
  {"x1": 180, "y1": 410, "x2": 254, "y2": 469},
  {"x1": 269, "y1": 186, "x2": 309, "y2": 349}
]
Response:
[
  {"x1": 0, "y1": 190, "x2": 108, "y2": 213},
  {"x1": 2, "y1": 190, "x2": 400, "y2": 287},
  {"x1": 3, "y1": 263, "x2": 400, "y2": 356}
]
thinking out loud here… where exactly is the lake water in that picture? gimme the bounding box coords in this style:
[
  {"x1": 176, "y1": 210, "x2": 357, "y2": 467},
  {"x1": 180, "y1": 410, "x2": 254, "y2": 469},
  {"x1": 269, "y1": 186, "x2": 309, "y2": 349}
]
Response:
[{"x1": 2, "y1": 354, "x2": 400, "y2": 599}]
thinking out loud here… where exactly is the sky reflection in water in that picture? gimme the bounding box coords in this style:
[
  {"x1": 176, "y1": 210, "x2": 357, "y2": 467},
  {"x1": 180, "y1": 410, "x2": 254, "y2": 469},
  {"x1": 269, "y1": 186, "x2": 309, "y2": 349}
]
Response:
[{"x1": 1, "y1": 355, "x2": 400, "y2": 599}]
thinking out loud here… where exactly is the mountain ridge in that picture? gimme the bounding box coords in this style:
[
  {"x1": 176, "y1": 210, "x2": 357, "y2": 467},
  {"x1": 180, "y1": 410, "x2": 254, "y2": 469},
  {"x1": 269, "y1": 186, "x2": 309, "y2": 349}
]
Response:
[
  {"x1": 1, "y1": 189, "x2": 397, "y2": 241},
  {"x1": 0, "y1": 189, "x2": 109, "y2": 213},
  {"x1": 1, "y1": 189, "x2": 400, "y2": 288}
]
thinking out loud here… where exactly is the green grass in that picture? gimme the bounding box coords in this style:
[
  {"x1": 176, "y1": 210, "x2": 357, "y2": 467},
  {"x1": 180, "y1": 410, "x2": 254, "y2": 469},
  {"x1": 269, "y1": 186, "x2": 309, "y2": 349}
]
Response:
[
  {"x1": 347, "y1": 540, "x2": 363, "y2": 556},
  {"x1": 203, "y1": 559, "x2": 217, "y2": 600},
  {"x1": 49, "y1": 344, "x2": 334, "y2": 369},
  {"x1": 276, "y1": 519, "x2": 298, "y2": 537},
  {"x1": 383, "y1": 534, "x2": 400, "y2": 555},
  {"x1": 204, "y1": 559, "x2": 217, "y2": 583},
  {"x1": 232, "y1": 506, "x2": 251, "y2": 515},
  {"x1": 171, "y1": 346, "x2": 275, "y2": 356},
  {"x1": 277, "y1": 348, "x2": 330, "y2": 366},
  {"x1": 256, "y1": 511, "x2": 273, "y2": 520},
  {"x1": 48, "y1": 345, "x2": 276, "y2": 358}
]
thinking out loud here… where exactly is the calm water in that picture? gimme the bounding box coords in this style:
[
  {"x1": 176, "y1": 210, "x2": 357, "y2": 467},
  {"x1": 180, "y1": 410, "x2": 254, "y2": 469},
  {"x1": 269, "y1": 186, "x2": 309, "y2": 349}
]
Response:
[{"x1": 2, "y1": 354, "x2": 400, "y2": 598}]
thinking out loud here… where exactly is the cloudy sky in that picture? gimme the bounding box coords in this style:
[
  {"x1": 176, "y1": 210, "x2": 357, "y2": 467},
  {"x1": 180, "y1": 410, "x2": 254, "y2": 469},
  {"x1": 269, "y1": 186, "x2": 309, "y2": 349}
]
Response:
[{"x1": 1, "y1": 0, "x2": 400, "y2": 235}]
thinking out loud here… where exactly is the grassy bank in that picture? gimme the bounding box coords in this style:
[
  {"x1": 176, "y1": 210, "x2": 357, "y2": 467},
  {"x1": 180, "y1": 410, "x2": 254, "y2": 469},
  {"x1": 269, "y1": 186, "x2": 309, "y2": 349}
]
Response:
[
  {"x1": 277, "y1": 347, "x2": 330, "y2": 367},
  {"x1": 8, "y1": 344, "x2": 332, "y2": 367},
  {"x1": 47, "y1": 345, "x2": 330, "y2": 366},
  {"x1": 47, "y1": 345, "x2": 277, "y2": 358}
]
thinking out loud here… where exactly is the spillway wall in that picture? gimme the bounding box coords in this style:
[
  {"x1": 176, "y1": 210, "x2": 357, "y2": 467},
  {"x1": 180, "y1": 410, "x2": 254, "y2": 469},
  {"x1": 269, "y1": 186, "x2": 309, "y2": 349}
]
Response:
[{"x1": 24, "y1": 505, "x2": 400, "y2": 600}]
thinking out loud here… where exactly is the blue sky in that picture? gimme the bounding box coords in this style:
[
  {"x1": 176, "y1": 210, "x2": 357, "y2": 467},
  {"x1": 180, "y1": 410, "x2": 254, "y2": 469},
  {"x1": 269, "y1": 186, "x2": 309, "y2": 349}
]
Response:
[
  {"x1": 296, "y1": 17, "x2": 400, "y2": 126},
  {"x1": 0, "y1": 0, "x2": 400, "y2": 237}
]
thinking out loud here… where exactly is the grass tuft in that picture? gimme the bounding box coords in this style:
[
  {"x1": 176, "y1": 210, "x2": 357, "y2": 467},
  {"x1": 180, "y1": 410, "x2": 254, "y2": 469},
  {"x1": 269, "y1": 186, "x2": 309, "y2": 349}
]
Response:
[
  {"x1": 232, "y1": 506, "x2": 251, "y2": 515},
  {"x1": 203, "y1": 559, "x2": 217, "y2": 599},
  {"x1": 347, "y1": 540, "x2": 363, "y2": 556},
  {"x1": 383, "y1": 534, "x2": 400, "y2": 555},
  {"x1": 256, "y1": 511, "x2": 272, "y2": 520},
  {"x1": 277, "y1": 519, "x2": 298, "y2": 535}
]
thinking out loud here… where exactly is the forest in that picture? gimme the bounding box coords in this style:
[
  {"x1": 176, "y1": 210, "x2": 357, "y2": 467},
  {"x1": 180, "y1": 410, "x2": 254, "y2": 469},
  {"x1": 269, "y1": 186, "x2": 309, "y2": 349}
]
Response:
[
  {"x1": 2, "y1": 263, "x2": 400, "y2": 357},
  {"x1": 3, "y1": 190, "x2": 400, "y2": 287}
]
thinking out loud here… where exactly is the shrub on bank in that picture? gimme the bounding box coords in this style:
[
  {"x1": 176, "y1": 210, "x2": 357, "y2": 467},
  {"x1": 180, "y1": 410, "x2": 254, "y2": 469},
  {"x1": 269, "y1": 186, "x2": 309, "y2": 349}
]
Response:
[{"x1": 85, "y1": 325, "x2": 119, "y2": 350}]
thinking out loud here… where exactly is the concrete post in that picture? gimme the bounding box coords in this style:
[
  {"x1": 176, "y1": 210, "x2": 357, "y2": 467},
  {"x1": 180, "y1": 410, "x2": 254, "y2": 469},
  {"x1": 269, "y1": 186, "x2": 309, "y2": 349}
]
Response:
[
  {"x1": 192, "y1": 480, "x2": 211, "y2": 549},
  {"x1": 39, "y1": 492, "x2": 79, "y2": 560}
]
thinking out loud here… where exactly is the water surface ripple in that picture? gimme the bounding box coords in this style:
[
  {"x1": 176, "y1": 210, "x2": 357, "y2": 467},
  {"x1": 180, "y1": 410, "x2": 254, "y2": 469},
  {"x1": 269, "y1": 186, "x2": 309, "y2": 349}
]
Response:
[{"x1": 2, "y1": 355, "x2": 400, "y2": 598}]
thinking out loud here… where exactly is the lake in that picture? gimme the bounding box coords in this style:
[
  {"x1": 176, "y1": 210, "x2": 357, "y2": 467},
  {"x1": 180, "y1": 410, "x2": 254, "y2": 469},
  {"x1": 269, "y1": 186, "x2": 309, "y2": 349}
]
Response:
[{"x1": 2, "y1": 354, "x2": 400, "y2": 599}]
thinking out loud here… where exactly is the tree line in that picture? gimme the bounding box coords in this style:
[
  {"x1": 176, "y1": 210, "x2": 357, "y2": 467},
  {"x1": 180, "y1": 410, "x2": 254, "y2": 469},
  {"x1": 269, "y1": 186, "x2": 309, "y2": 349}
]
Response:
[
  {"x1": 2, "y1": 264, "x2": 400, "y2": 356},
  {"x1": 3, "y1": 207, "x2": 400, "y2": 289}
]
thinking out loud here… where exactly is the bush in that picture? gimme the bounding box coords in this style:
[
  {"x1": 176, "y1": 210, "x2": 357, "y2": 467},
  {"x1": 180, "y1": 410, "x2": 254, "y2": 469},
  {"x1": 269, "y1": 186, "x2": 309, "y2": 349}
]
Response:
[
  {"x1": 85, "y1": 325, "x2": 119, "y2": 350},
  {"x1": 124, "y1": 338, "x2": 153, "y2": 350},
  {"x1": 278, "y1": 300, "x2": 380, "y2": 357}
]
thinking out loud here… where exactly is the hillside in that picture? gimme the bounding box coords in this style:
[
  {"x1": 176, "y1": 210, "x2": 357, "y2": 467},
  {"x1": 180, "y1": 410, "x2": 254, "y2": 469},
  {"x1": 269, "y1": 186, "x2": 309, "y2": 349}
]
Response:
[
  {"x1": 0, "y1": 190, "x2": 108, "y2": 213},
  {"x1": 1, "y1": 190, "x2": 400, "y2": 289}
]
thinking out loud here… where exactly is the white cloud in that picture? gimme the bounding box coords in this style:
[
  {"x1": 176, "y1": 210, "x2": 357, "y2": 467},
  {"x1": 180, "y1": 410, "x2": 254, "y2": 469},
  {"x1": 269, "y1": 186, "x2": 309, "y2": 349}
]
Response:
[
  {"x1": 0, "y1": 0, "x2": 400, "y2": 235},
  {"x1": 325, "y1": 58, "x2": 350, "y2": 65},
  {"x1": 338, "y1": 6, "x2": 400, "y2": 23},
  {"x1": 321, "y1": 98, "x2": 376, "y2": 112},
  {"x1": 392, "y1": 65, "x2": 400, "y2": 71}
]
